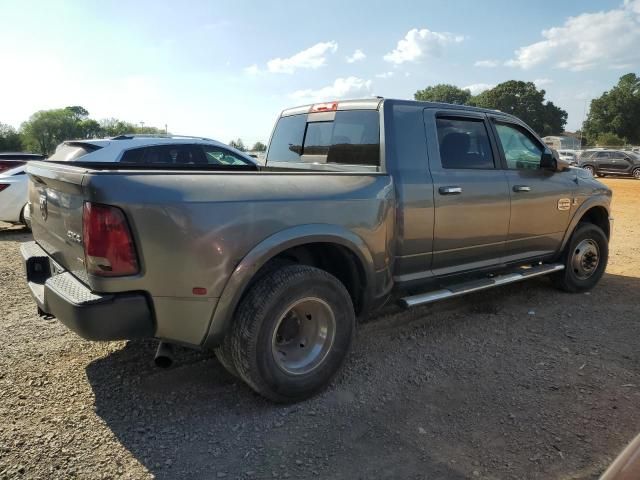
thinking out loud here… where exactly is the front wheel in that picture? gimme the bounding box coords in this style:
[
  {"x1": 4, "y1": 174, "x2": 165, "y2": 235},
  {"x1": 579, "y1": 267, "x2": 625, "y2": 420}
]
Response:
[
  {"x1": 551, "y1": 223, "x2": 608, "y2": 293},
  {"x1": 228, "y1": 265, "x2": 355, "y2": 402},
  {"x1": 633, "y1": 167, "x2": 640, "y2": 180},
  {"x1": 583, "y1": 165, "x2": 595, "y2": 176}
]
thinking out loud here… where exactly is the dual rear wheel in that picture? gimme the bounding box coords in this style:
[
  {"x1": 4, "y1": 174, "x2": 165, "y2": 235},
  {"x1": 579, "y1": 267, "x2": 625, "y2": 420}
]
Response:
[{"x1": 215, "y1": 265, "x2": 355, "y2": 402}]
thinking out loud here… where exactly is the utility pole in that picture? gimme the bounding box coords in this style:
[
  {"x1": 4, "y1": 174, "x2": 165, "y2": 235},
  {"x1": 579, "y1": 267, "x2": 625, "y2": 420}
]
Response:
[
  {"x1": 140, "y1": 121, "x2": 145, "y2": 130},
  {"x1": 165, "y1": 124, "x2": 168, "y2": 135},
  {"x1": 579, "y1": 99, "x2": 587, "y2": 149}
]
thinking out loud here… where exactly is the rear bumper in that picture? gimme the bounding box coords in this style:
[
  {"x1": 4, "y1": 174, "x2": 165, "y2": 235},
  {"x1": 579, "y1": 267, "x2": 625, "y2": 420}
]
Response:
[{"x1": 20, "y1": 241, "x2": 154, "y2": 341}]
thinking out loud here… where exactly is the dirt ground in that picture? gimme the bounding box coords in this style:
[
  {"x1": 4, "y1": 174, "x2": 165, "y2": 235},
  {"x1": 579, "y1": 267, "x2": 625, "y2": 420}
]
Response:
[{"x1": 0, "y1": 178, "x2": 638, "y2": 480}]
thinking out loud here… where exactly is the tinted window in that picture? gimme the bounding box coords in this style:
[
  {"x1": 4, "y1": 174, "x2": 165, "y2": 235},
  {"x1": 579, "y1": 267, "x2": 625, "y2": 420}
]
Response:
[
  {"x1": 495, "y1": 123, "x2": 543, "y2": 170},
  {"x1": 267, "y1": 115, "x2": 306, "y2": 163},
  {"x1": 142, "y1": 145, "x2": 205, "y2": 165},
  {"x1": 436, "y1": 117, "x2": 495, "y2": 169},
  {"x1": 48, "y1": 143, "x2": 101, "y2": 161},
  {"x1": 266, "y1": 110, "x2": 380, "y2": 166},
  {"x1": 120, "y1": 148, "x2": 145, "y2": 163},
  {"x1": 202, "y1": 145, "x2": 253, "y2": 166},
  {"x1": 610, "y1": 151, "x2": 628, "y2": 160}
]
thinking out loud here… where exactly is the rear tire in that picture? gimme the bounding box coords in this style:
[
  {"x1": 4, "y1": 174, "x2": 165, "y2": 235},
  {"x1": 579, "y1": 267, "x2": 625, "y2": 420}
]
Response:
[
  {"x1": 633, "y1": 167, "x2": 640, "y2": 180},
  {"x1": 214, "y1": 341, "x2": 238, "y2": 377},
  {"x1": 551, "y1": 223, "x2": 608, "y2": 293},
  {"x1": 228, "y1": 265, "x2": 355, "y2": 403},
  {"x1": 583, "y1": 165, "x2": 595, "y2": 176}
]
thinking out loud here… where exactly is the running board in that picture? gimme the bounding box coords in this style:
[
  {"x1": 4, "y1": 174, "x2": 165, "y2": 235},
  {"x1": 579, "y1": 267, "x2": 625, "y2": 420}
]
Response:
[{"x1": 400, "y1": 263, "x2": 564, "y2": 308}]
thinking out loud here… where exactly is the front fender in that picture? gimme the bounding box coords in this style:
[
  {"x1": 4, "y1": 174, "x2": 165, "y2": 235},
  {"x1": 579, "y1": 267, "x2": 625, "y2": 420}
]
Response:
[
  {"x1": 559, "y1": 194, "x2": 612, "y2": 252},
  {"x1": 202, "y1": 224, "x2": 376, "y2": 348}
]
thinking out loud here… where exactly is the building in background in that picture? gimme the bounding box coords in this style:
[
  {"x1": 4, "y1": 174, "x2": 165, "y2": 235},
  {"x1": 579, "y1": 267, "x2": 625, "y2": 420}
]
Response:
[{"x1": 542, "y1": 133, "x2": 582, "y2": 150}]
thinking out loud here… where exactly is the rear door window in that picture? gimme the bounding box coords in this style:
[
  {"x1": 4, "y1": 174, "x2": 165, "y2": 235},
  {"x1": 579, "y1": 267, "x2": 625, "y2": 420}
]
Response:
[
  {"x1": 266, "y1": 110, "x2": 380, "y2": 167},
  {"x1": 436, "y1": 117, "x2": 495, "y2": 169},
  {"x1": 142, "y1": 145, "x2": 206, "y2": 165}
]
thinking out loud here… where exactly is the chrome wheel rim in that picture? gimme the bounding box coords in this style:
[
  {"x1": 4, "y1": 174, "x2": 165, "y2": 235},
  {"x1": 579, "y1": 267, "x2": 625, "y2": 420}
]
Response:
[
  {"x1": 584, "y1": 166, "x2": 594, "y2": 175},
  {"x1": 271, "y1": 297, "x2": 336, "y2": 375},
  {"x1": 571, "y1": 239, "x2": 600, "y2": 280}
]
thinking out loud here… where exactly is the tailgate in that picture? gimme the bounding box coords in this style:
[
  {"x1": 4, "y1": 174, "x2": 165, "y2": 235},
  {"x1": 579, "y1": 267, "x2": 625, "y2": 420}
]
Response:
[{"x1": 26, "y1": 161, "x2": 89, "y2": 282}]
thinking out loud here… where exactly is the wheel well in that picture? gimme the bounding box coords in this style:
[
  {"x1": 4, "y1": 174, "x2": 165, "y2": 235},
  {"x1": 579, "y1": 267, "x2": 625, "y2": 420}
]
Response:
[
  {"x1": 253, "y1": 243, "x2": 367, "y2": 316},
  {"x1": 579, "y1": 206, "x2": 610, "y2": 239}
]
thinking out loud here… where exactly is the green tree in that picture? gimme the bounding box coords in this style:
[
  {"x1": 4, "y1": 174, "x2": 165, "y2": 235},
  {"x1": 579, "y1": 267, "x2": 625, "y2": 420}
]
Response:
[
  {"x1": 229, "y1": 138, "x2": 246, "y2": 151},
  {"x1": 0, "y1": 123, "x2": 23, "y2": 151},
  {"x1": 251, "y1": 141, "x2": 267, "y2": 152},
  {"x1": 472, "y1": 81, "x2": 567, "y2": 136},
  {"x1": 414, "y1": 84, "x2": 472, "y2": 105},
  {"x1": 20, "y1": 108, "x2": 78, "y2": 155},
  {"x1": 595, "y1": 132, "x2": 626, "y2": 147},
  {"x1": 583, "y1": 73, "x2": 640, "y2": 145}
]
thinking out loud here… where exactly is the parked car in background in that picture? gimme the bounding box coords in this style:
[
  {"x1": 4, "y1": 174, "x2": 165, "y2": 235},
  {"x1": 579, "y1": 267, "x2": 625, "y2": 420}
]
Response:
[
  {"x1": 0, "y1": 164, "x2": 31, "y2": 228},
  {"x1": 0, "y1": 152, "x2": 46, "y2": 174},
  {"x1": 557, "y1": 149, "x2": 578, "y2": 165},
  {"x1": 579, "y1": 149, "x2": 640, "y2": 179},
  {"x1": 46, "y1": 135, "x2": 258, "y2": 167},
  {"x1": 21, "y1": 99, "x2": 611, "y2": 402}
]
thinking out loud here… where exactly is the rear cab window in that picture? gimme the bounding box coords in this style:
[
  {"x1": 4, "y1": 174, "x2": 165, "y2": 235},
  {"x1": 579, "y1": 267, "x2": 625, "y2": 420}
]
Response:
[{"x1": 266, "y1": 110, "x2": 380, "y2": 171}]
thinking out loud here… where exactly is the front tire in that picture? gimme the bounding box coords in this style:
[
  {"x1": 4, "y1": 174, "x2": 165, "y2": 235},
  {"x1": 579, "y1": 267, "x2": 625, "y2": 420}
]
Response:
[
  {"x1": 583, "y1": 165, "x2": 595, "y2": 176},
  {"x1": 228, "y1": 265, "x2": 355, "y2": 402},
  {"x1": 552, "y1": 223, "x2": 608, "y2": 293},
  {"x1": 632, "y1": 167, "x2": 640, "y2": 180}
]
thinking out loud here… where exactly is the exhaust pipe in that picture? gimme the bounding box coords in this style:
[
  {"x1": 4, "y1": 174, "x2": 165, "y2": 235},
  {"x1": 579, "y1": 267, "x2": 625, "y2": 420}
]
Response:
[{"x1": 154, "y1": 341, "x2": 174, "y2": 368}]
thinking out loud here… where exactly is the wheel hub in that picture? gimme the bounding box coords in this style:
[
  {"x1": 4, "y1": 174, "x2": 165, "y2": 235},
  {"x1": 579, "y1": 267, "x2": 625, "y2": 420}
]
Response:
[
  {"x1": 271, "y1": 297, "x2": 336, "y2": 375},
  {"x1": 571, "y1": 239, "x2": 600, "y2": 280}
]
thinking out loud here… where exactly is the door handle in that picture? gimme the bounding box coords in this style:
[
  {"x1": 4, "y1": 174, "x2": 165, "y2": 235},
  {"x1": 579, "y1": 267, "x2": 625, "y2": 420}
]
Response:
[
  {"x1": 513, "y1": 185, "x2": 531, "y2": 192},
  {"x1": 439, "y1": 186, "x2": 462, "y2": 195}
]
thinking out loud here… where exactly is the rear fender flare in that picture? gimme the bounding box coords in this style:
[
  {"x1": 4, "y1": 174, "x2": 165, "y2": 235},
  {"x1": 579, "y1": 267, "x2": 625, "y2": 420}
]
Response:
[{"x1": 202, "y1": 224, "x2": 375, "y2": 348}]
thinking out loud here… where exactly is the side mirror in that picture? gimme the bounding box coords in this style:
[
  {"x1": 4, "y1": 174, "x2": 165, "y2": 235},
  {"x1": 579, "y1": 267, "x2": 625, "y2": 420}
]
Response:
[{"x1": 540, "y1": 151, "x2": 557, "y2": 170}]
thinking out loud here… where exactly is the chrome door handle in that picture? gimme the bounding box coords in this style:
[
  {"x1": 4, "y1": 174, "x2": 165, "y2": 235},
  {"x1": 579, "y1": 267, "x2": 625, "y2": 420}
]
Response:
[
  {"x1": 513, "y1": 185, "x2": 531, "y2": 192},
  {"x1": 439, "y1": 186, "x2": 462, "y2": 195}
]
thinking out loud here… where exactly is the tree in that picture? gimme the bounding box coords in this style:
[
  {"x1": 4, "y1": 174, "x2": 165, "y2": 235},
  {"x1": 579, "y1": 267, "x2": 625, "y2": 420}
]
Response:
[
  {"x1": 251, "y1": 141, "x2": 267, "y2": 152},
  {"x1": 595, "y1": 132, "x2": 626, "y2": 147},
  {"x1": 414, "y1": 84, "x2": 472, "y2": 105},
  {"x1": 0, "y1": 123, "x2": 23, "y2": 151},
  {"x1": 471, "y1": 81, "x2": 567, "y2": 136},
  {"x1": 583, "y1": 73, "x2": 640, "y2": 145},
  {"x1": 20, "y1": 108, "x2": 78, "y2": 155},
  {"x1": 229, "y1": 138, "x2": 246, "y2": 151}
]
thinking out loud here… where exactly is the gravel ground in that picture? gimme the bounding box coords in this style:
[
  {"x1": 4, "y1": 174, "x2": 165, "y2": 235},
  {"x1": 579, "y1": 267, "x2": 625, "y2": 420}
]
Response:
[{"x1": 1, "y1": 178, "x2": 639, "y2": 480}]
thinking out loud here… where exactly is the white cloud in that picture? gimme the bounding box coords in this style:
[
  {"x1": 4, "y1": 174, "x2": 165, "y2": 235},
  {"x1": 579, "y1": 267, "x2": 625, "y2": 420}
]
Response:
[
  {"x1": 463, "y1": 83, "x2": 495, "y2": 95},
  {"x1": 384, "y1": 28, "x2": 464, "y2": 64},
  {"x1": 346, "y1": 49, "x2": 366, "y2": 63},
  {"x1": 290, "y1": 77, "x2": 373, "y2": 103},
  {"x1": 507, "y1": 1, "x2": 640, "y2": 70},
  {"x1": 244, "y1": 64, "x2": 260, "y2": 76},
  {"x1": 474, "y1": 59, "x2": 499, "y2": 68},
  {"x1": 375, "y1": 72, "x2": 394, "y2": 79},
  {"x1": 266, "y1": 41, "x2": 338, "y2": 74},
  {"x1": 533, "y1": 78, "x2": 553, "y2": 87}
]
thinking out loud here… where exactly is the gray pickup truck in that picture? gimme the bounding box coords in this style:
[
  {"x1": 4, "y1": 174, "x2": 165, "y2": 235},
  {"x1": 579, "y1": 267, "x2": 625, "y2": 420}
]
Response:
[{"x1": 21, "y1": 98, "x2": 612, "y2": 402}]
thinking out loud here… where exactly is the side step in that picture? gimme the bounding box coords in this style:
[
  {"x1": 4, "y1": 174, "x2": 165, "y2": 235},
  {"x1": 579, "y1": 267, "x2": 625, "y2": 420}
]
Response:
[{"x1": 400, "y1": 263, "x2": 564, "y2": 308}]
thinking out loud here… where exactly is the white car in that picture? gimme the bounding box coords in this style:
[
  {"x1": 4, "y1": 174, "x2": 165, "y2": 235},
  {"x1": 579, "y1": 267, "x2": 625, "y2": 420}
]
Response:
[{"x1": 0, "y1": 164, "x2": 30, "y2": 228}]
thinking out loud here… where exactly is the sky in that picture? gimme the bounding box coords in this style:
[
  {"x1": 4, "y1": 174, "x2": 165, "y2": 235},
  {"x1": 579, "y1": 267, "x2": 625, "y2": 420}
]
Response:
[{"x1": 1, "y1": 0, "x2": 639, "y2": 146}]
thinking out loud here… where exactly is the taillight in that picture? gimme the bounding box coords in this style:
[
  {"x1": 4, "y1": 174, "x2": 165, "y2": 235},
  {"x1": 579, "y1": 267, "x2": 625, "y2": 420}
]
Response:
[
  {"x1": 82, "y1": 202, "x2": 139, "y2": 276},
  {"x1": 0, "y1": 160, "x2": 25, "y2": 173},
  {"x1": 0, "y1": 184, "x2": 10, "y2": 193}
]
